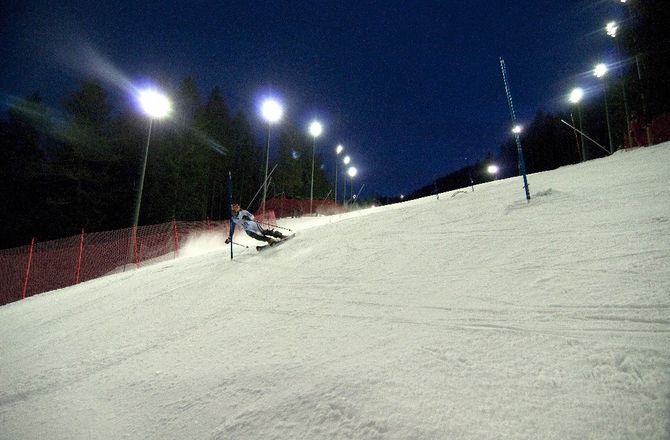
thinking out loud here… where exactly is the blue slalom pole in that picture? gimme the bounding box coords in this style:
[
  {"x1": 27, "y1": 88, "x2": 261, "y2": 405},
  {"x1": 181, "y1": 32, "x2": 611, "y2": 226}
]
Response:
[{"x1": 500, "y1": 57, "x2": 531, "y2": 202}]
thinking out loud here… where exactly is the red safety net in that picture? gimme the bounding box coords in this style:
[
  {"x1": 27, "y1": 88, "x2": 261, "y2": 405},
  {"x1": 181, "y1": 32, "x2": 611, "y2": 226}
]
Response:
[
  {"x1": 650, "y1": 113, "x2": 670, "y2": 145},
  {"x1": 0, "y1": 218, "x2": 255, "y2": 306},
  {"x1": 624, "y1": 112, "x2": 670, "y2": 148},
  {"x1": 0, "y1": 208, "x2": 297, "y2": 305}
]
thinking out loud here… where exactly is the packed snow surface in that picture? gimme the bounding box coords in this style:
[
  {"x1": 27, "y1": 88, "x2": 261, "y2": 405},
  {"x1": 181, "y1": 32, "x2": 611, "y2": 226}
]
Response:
[{"x1": 1, "y1": 144, "x2": 669, "y2": 439}]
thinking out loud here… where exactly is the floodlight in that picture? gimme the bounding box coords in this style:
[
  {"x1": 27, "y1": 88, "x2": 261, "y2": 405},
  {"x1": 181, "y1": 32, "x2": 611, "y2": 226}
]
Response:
[
  {"x1": 594, "y1": 63, "x2": 608, "y2": 78},
  {"x1": 261, "y1": 99, "x2": 283, "y2": 123},
  {"x1": 309, "y1": 120, "x2": 323, "y2": 137},
  {"x1": 139, "y1": 89, "x2": 171, "y2": 119},
  {"x1": 569, "y1": 88, "x2": 584, "y2": 104},
  {"x1": 606, "y1": 21, "x2": 618, "y2": 38}
]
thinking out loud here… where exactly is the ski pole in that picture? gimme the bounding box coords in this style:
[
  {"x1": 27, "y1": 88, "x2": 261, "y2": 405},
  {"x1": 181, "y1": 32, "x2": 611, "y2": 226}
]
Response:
[
  {"x1": 227, "y1": 239, "x2": 249, "y2": 248},
  {"x1": 257, "y1": 221, "x2": 293, "y2": 232}
]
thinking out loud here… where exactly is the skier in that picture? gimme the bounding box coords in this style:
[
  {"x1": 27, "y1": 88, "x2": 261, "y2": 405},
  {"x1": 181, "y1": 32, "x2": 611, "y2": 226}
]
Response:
[{"x1": 226, "y1": 203, "x2": 285, "y2": 245}]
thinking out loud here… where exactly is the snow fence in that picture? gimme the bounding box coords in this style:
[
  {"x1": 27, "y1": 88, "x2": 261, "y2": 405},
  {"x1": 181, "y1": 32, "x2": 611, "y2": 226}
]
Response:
[{"x1": 0, "y1": 213, "x2": 276, "y2": 306}]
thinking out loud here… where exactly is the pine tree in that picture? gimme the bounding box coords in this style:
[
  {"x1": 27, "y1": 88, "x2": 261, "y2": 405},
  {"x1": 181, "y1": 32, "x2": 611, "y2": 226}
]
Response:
[
  {"x1": 140, "y1": 77, "x2": 211, "y2": 223},
  {"x1": 200, "y1": 87, "x2": 233, "y2": 220},
  {"x1": 0, "y1": 94, "x2": 50, "y2": 247},
  {"x1": 107, "y1": 108, "x2": 148, "y2": 229},
  {"x1": 50, "y1": 81, "x2": 117, "y2": 233},
  {"x1": 230, "y1": 112, "x2": 261, "y2": 209},
  {"x1": 616, "y1": 0, "x2": 670, "y2": 118}
]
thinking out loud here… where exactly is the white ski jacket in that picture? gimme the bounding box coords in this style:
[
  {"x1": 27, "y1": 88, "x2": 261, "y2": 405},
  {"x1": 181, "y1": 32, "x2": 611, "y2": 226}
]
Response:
[{"x1": 232, "y1": 209, "x2": 263, "y2": 235}]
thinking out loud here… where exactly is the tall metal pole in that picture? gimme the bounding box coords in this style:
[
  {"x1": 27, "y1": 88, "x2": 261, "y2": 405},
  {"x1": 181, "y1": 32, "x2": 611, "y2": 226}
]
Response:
[
  {"x1": 344, "y1": 176, "x2": 351, "y2": 206},
  {"x1": 342, "y1": 171, "x2": 347, "y2": 207},
  {"x1": 603, "y1": 84, "x2": 614, "y2": 154},
  {"x1": 310, "y1": 136, "x2": 315, "y2": 215},
  {"x1": 622, "y1": 82, "x2": 631, "y2": 149},
  {"x1": 623, "y1": 0, "x2": 650, "y2": 145},
  {"x1": 570, "y1": 112, "x2": 581, "y2": 160},
  {"x1": 262, "y1": 122, "x2": 271, "y2": 215},
  {"x1": 133, "y1": 118, "x2": 153, "y2": 229},
  {"x1": 635, "y1": 54, "x2": 651, "y2": 146},
  {"x1": 334, "y1": 156, "x2": 338, "y2": 203}
]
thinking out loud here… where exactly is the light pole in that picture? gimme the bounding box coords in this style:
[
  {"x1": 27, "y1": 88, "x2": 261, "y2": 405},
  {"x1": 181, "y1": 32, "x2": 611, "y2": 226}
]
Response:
[
  {"x1": 606, "y1": 21, "x2": 631, "y2": 147},
  {"x1": 260, "y1": 99, "x2": 283, "y2": 215},
  {"x1": 569, "y1": 87, "x2": 585, "y2": 161},
  {"x1": 133, "y1": 89, "x2": 171, "y2": 230},
  {"x1": 308, "y1": 120, "x2": 322, "y2": 215},
  {"x1": 606, "y1": 18, "x2": 650, "y2": 146},
  {"x1": 335, "y1": 144, "x2": 343, "y2": 203},
  {"x1": 594, "y1": 63, "x2": 614, "y2": 153},
  {"x1": 347, "y1": 166, "x2": 357, "y2": 208},
  {"x1": 342, "y1": 155, "x2": 351, "y2": 205}
]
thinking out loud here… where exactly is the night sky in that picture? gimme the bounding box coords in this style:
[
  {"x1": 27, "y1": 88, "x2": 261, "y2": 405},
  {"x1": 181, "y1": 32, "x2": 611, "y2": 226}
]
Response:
[{"x1": 1, "y1": 1, "x2": 627, "y2": 197}]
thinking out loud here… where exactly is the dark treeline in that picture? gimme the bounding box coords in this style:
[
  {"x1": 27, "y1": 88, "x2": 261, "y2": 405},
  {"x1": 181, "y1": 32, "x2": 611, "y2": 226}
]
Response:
[
  {"x1": 0, "y1": 78, "x2": 333, "y2": 249},
  {"x1": 410, "y1": 0, "x2": 669, "y2": 200}
]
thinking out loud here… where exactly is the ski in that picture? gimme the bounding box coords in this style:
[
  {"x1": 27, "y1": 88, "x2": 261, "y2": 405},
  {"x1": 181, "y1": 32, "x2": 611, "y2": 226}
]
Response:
[{"x1": 256, "y1": 233, "x2": 295, "y2": 252}]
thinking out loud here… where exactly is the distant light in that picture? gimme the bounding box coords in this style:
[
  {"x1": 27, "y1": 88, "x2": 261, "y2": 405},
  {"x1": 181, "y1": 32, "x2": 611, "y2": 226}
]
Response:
[
  {"x1": 347, "y1": 166, "x2": 357, "y2": 178},
  {"x1": 606, "y1": 21, "x2": 618, "y2": 38},
  {"x1": 400, "y1": 194, "x2": 405, "y2": 200},
  {"x1": 336, "y1": 144, "x2": 344, "y2": 155},
  {"x1": 139, "y1": 89, "x2": 171, "y2": 118},
  {"x1": 569, "y1": 87, "x2": 584, "y2": 104},
  {"x1": 309, "y1": 120, "x2": 323, "y2": 138},
  {"x1": 261, "y1": 99, "x2": 283, "y2": 123},
  {"x1": 594, "y1": 63, "x2": 608, "y2": 78},
  {"x1": 487, "y1": 164, "x2": 499, "y2": 175},
  {"x1": 343, "y1": 155, "x2": 351, "y2": 165},
  {"x1": 620, "y1": 0, "x2": 627, "y2": 3},
  {"x1": 512, "y1": 125, "x2": 523, "y2": 134}
]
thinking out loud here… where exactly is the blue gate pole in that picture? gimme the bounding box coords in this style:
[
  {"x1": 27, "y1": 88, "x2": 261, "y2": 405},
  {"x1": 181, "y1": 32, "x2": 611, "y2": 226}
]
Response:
[{"x1": 500, "y1": 57, "x2": 531, "y2": 202}]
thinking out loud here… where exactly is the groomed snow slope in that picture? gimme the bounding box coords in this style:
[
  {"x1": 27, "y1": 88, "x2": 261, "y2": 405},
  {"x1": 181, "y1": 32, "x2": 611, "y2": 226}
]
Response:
[{"x1": 1, "y1": 144, "x2": 669, "y2": 439}]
